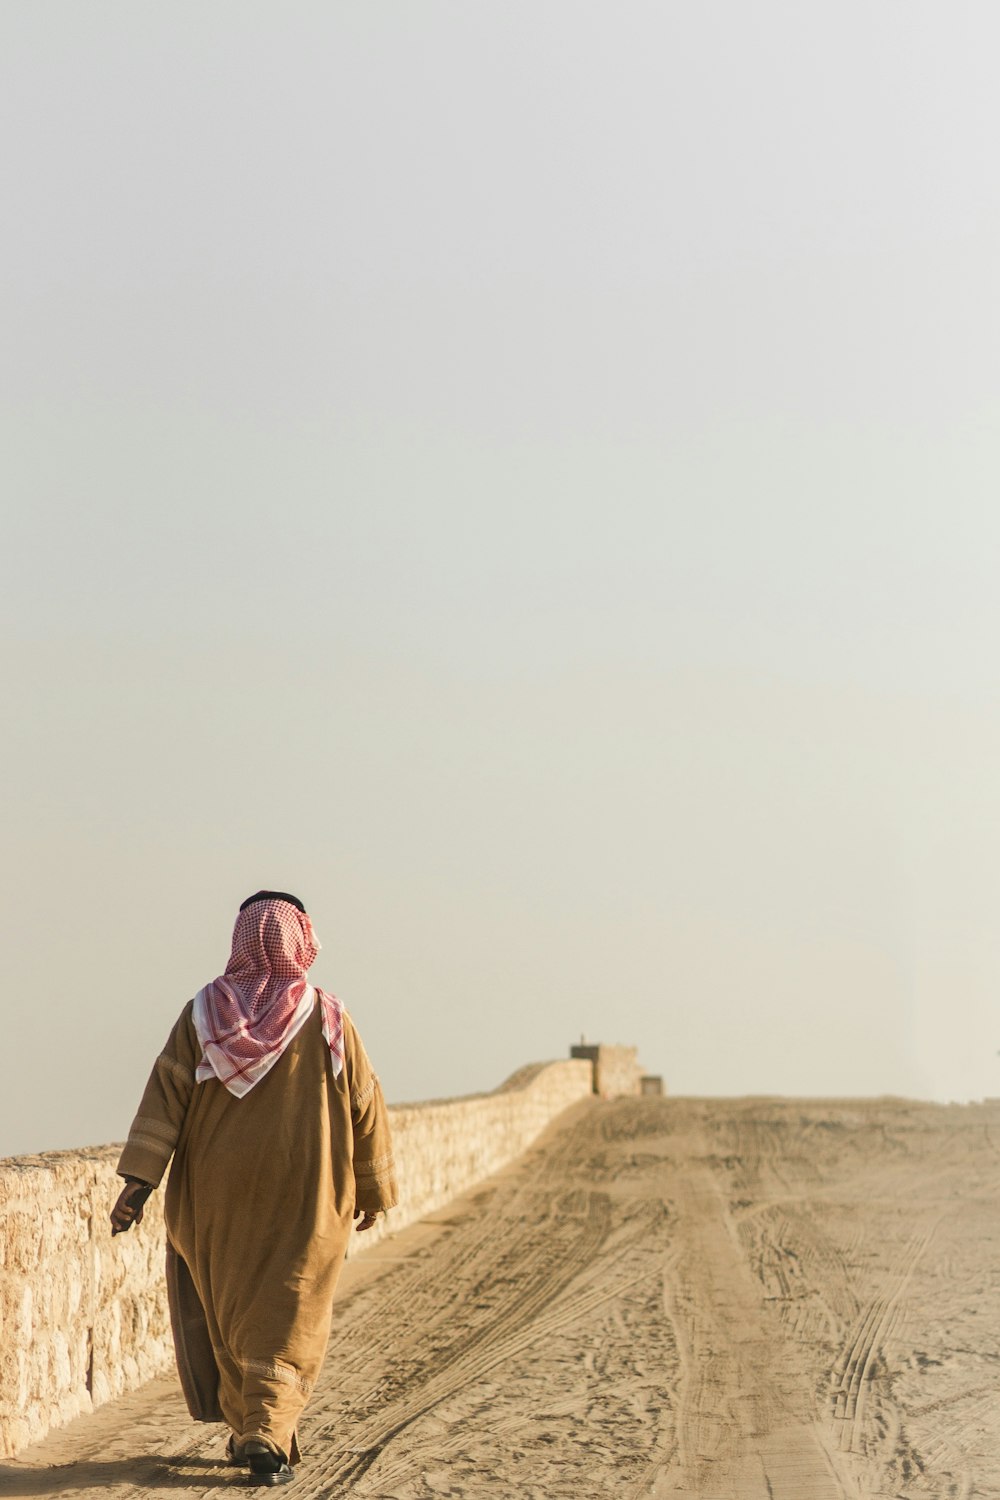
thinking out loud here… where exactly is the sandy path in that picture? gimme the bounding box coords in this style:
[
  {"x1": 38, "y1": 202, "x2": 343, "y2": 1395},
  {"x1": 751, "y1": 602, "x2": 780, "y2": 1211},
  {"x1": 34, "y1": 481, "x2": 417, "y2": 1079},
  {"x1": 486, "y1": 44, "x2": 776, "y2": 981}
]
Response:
[{"x1": 3, "y1": 1096, "x2": 997, "y2": 1499}]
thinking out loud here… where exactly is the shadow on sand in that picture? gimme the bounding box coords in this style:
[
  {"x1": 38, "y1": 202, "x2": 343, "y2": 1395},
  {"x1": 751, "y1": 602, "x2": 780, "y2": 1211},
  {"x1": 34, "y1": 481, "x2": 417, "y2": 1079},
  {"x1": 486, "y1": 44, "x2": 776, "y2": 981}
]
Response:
[{"x1": 0, "y1": 1454, "x2": 251, "y2": 1495}]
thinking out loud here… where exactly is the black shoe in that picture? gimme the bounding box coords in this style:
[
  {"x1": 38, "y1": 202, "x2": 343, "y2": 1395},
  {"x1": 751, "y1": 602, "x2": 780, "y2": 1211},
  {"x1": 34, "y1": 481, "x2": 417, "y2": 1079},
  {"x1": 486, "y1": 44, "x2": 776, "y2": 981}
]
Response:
[
  {"x1": 248, "y1": 1464, "x2": 293, "y2": 1486},
  {"x1": 247, "y1": 1459, "x2": 293, "y2": 1486},
  {"x1": 245, "y1": 1443, "x2": 294, "y2": 1487}
]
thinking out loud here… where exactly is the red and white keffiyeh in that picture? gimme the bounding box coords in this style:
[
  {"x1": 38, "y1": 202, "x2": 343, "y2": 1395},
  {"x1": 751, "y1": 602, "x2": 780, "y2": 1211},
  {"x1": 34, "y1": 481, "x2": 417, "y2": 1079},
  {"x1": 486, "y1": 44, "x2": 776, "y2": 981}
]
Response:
[{"x1": 192, "y1": 898, "x2": 345, "y2": 1098}]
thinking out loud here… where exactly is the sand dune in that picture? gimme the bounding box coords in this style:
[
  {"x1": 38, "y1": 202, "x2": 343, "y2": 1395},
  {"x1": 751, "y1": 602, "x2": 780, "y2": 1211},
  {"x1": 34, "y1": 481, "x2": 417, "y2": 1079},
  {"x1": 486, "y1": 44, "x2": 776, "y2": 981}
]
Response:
[{"x1": 3, "y1": 1095, "x2": 996, "y2": 1498}]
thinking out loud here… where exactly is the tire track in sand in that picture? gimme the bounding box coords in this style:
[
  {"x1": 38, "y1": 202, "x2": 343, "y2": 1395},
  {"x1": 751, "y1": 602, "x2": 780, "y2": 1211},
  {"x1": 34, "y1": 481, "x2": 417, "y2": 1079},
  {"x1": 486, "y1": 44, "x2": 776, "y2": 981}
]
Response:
[
  {"x1": 645, "y1": 1158, "x2": 848, "y2": 1500},
  {"x1": 301, "y1": 1185, "x2": 614, "y2": 1494},
  {"x1": 829, "y1": 1221, "x2": 940, "y2": 1453}
]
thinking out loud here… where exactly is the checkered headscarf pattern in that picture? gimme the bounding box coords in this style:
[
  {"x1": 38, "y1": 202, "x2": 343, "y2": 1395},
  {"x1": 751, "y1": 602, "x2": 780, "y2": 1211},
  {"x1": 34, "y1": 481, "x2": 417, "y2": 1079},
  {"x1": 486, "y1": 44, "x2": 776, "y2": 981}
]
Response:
[{"x1": 192, "y1": 899, "x2": 345, "y2": 1098}]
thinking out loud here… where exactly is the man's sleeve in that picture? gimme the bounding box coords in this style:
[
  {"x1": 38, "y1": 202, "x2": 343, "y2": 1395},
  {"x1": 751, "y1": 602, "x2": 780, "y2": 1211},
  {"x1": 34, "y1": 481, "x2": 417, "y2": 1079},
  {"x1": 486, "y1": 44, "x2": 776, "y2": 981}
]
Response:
[
  {"x1": 345, "y1": 1015, "x2": 399, "y2": 1215},
  {"x1": 116, "y1": 1003, "x2": 200, "y2": 1187}
]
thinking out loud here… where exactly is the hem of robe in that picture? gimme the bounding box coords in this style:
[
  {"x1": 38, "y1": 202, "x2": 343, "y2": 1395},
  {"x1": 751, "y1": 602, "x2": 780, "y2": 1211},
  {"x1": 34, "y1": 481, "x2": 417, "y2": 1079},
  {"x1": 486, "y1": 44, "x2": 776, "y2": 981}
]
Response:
[
  {"x1": 167, "y1": 1246, "x2": 307, "y2": 1461},
  {"x1": 240, "y1": 1432, "x2": 303, "y2": 1466}
]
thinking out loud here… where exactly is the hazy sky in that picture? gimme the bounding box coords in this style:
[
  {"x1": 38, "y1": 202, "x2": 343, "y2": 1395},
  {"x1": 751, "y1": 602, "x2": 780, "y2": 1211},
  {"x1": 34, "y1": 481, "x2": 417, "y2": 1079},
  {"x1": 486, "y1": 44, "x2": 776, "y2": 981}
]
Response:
[{"x1": 3, "y1": 4, "x2": 1000, "y2": 1156}]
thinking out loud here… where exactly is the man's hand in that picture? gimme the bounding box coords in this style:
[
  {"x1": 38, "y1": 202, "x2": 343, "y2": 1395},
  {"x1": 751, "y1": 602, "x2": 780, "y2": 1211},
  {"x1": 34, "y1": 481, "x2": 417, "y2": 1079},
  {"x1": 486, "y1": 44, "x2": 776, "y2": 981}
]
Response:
[
  {"x1": 354, "y1": 1208, "x2": 379, "y2": 1233},
  {"x1": 110, "y1": 1180, "x2": 152, "y2": 1235}
]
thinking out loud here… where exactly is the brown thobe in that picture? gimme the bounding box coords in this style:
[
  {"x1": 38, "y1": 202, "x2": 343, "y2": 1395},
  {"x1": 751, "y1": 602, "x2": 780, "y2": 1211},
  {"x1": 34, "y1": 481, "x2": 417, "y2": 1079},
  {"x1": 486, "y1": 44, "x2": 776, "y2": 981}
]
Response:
[{"x1": 117, "y1": 998, "x2": 397, "y2": 1457}]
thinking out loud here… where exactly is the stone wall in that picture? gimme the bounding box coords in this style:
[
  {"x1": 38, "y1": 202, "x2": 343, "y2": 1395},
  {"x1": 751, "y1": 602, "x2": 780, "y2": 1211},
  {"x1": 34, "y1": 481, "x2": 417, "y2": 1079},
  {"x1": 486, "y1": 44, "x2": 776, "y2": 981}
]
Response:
[
  {"x1": 380, "y1": 1060, "x2": 594, "y2": 1239},
  {"x1": 0, "y1": 1147, "x2": 173, "y2": 1460},
  {"x1": 0, "y1": 1058, "x2": 592, "y2": 1458}
]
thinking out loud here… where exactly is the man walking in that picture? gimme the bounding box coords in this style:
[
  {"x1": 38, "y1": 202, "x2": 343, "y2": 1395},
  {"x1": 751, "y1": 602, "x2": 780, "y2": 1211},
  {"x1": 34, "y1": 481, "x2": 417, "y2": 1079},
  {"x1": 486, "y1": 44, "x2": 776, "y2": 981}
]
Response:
[{"x1": 111, "y1": 891, "x2": 397, "y2": 1486}]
